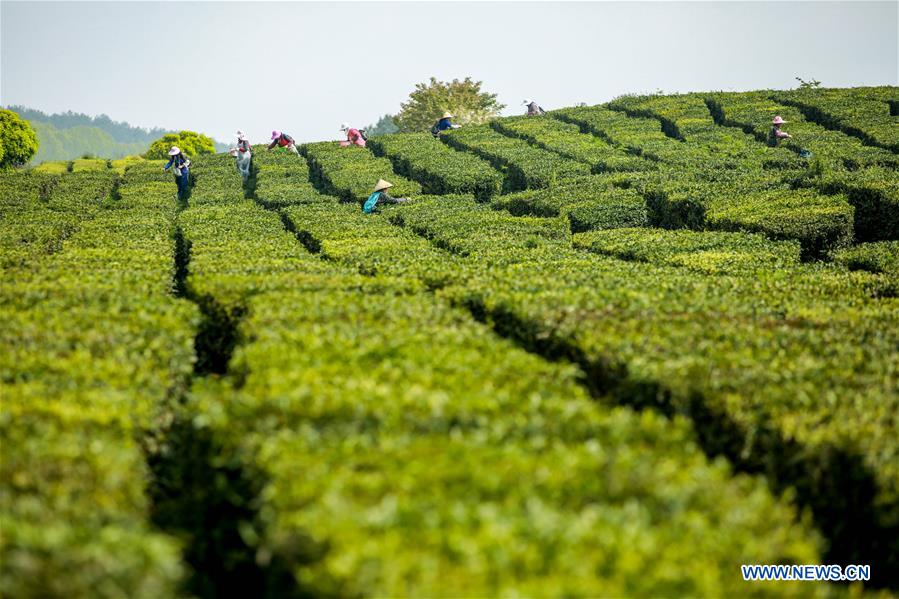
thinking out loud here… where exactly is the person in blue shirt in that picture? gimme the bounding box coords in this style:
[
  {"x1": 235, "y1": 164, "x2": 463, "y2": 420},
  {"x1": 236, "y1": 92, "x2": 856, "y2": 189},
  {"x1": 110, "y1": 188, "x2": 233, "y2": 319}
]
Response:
[
  {"x1": 163, "y1": 146, "x2": 191, "y2": 201},
  {"x1": 431, "y1": 111, "x2": 460, "y2": 137},
  {"x1": 363, "y1": 179, "x2": 407, "y2": 214}
]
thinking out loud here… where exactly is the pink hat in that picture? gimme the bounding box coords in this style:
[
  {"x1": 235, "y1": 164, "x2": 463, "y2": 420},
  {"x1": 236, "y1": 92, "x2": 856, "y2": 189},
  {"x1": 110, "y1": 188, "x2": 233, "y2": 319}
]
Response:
[
  {"x1": 271, "y1": 130, "x2": 281, "y2": 140},
  {"x1": 772, "y1": 116, "x2": 787, "y2": 125}
]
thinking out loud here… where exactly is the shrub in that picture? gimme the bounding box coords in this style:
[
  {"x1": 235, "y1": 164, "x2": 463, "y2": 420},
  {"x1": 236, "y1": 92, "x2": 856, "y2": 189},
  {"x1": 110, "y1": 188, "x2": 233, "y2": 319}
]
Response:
[
  {"x1": 368, "y1": 132, "x2": 502, "y2": 200},
  {"x1": 303, "y1": 142, "x2": 421, "y2": 204},
  {"x1": 145, "y1": 130, "x2": 215, "y2": 159},
  {"x1": 491, "y1": 116, "x2": 655, "y2": 173},
  {"x1": 1, "y1": 167, "x2": 195, "y2": 596},
  {"x1": 442, "y1": 125, "x2": 591, "y2": 191}
]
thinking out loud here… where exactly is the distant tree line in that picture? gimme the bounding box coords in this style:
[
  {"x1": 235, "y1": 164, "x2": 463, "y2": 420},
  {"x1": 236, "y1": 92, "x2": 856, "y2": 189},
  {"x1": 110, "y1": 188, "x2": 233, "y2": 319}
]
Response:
[
  {"x1": 4, "y1": 106, "x2": 228, "y2": 163},
  {"x1": 6, "y1": 105, "x2": 168, "y2": 144}
]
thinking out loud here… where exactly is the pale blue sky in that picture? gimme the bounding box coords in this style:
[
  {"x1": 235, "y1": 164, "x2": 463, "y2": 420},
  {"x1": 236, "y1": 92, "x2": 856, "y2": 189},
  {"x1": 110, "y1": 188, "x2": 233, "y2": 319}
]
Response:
[{"x1": 2, "y1": 1, "x2": 896, "y2": 144}]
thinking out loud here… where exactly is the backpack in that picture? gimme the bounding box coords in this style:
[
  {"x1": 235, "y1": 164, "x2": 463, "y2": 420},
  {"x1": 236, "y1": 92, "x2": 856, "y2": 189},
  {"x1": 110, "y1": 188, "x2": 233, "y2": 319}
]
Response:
[
  {"x1": 358, "y1": 129, "x2": 368, "y2": 142},
  {"x1": 430, "y1": 122, "x2": 441, "y2": 137}
]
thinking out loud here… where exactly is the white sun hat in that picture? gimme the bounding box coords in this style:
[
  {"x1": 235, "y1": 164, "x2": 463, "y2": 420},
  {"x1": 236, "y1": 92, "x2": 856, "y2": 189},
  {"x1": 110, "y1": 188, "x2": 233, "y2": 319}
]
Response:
[
  {"x1": 373, "y1": 179, "x2": 393, "y2": 192},
  {"x1": 168, "y1": 146, "x2": 181, "y2": 156},
  {"x1": 340, "y1": 122, "x2": 350, "y2": 131},
  {"x1": 235, "y1": 130, "x2": 247, "y2": 140},
  {"x1": 523, "y1": 99, "x2": 533, "y2": 105}
]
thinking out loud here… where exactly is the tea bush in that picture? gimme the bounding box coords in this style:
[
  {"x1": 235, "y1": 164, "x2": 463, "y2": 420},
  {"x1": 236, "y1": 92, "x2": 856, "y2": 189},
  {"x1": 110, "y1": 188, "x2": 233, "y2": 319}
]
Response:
[
  {"x1": 304, "y1": 142, "x2": 421, "y2": 204},
  {"x1": 1, "y1": 166, "x2": 196, "y2": 597},
  {"x1": 773, "y1": 87, "x2": 899, "y2": 152},
  {"x1": 491, "y1": 116, "x2": 654, "y2": 173},
  {"x1": 4, "y1": 86, "x2": 898, "y2": 594},
  {"x1": 368, "y1": 132, "x2": 502, "y2": 199},
  {"x1": 442, "y1": 124, "x2": 591, "y2": 191}
]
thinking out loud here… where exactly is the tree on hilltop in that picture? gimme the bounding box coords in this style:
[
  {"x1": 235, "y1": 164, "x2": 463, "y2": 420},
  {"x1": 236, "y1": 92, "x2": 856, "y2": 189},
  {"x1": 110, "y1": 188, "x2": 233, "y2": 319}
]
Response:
[
  {"x1": 0, "y1": 109, "x2": 39, "y2": 169},
  {"x1": 395, "y1": 77, "x2": 505, "y2": 132}
]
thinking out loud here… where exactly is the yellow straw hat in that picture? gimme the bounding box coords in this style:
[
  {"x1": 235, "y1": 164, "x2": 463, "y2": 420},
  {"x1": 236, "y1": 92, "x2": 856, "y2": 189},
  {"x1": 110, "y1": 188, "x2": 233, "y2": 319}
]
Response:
[
  {"x1": 442, "y1": 111, "x2": 454, "y2": 119},
  {"x1": 373, "y1": 179, "x2": 393, "y2": 192}
]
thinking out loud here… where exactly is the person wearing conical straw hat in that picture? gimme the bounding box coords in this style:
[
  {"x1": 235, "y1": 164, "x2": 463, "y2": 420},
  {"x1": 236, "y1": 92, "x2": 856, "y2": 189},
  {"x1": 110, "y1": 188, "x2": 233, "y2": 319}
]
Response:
[
  {"x1": 267, "y1": 129, "x2": 300, "y2": 155},
  {"x1": 339, "y1": 122, "x2": 367, "y2": 148},
  {"x1": 162, "y1": 146, "x2": 191, "y2": 201},
  {"x1": 230, "y1": 130, "x2": 252, "y2": 181},
  {"x1": 363, "y1": 179, "x2": 408, "y2": 214},
  {"x1": 431, "y1": 111, "x2": 460, "y2": 137},
  {"x1": 522, "y1": 99, "x2": 546, "y2": 116},
  {"x1": 767, "y1": 115, "x2": 793, "y2": 147}
]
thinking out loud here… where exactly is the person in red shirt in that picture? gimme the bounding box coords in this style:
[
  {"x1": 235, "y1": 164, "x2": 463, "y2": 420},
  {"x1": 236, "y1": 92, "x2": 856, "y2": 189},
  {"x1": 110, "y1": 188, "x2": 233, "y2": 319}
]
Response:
[
  {"x1": 339, "y1": 123, "x2": 366, "y2": 148},
  {"x1": 267, "y1": 130, "x2": 300, "y2": 155}
]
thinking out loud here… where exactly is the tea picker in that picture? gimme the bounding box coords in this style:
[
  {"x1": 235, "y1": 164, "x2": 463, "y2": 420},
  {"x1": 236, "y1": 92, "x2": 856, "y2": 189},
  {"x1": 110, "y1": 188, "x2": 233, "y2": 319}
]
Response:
[
  {"x1": 230, "y1": 130, "x2": 252, "y2": 181},
  {"x1": 267, "y1": 130, "x2": 300, "y2": 155},
  {"x1": 163, "y1": 146, "x2": 191, "y2": 201},
  {"x1": 363, "y1": 179, "x2": 408, "y2": 214},
  {"x1": 431, "y1": 112, "x2": 460, "y2": 137},
  {"x1": 523, "y1": 99, "x2": 546, "y2": 116},
  {"x1": 767, "y1": 116, "x2": 793, "y2": 147},
  {"x1": 339, "y1": 123, "x2": 367, "y2": 148}
]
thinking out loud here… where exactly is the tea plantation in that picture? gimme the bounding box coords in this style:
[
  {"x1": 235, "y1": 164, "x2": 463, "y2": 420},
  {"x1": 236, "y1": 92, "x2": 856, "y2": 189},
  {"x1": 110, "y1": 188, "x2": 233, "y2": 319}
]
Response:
[{"x1": 2, "y1": 87, "x2": 897, "y2": 597}]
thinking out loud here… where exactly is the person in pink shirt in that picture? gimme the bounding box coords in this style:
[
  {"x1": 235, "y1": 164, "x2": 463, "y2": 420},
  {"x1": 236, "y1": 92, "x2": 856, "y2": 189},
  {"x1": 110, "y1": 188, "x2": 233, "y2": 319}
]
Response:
[
  {"x1": 339, "y1": 123, "x2": 367, "y2": 148},
  {"x1": 767, "y1": 116, "x2": 793, "y2": 147}
]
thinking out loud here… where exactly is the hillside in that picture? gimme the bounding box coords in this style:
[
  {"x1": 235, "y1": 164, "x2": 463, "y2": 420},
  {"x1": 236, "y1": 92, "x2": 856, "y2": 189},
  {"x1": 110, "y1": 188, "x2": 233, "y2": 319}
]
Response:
[
  {"x1": 1, "y1": 86, "x2": 898, "y2": 596},
  {"x1": 5, "y1": 105, "x2": 229, "y2": 163}
]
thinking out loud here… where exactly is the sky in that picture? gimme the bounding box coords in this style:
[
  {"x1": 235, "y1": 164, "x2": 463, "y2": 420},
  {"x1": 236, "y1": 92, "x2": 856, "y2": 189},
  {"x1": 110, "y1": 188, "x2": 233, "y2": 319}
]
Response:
[{"x1": 1, "y1": 1, "x2": 897, "y2": 144}]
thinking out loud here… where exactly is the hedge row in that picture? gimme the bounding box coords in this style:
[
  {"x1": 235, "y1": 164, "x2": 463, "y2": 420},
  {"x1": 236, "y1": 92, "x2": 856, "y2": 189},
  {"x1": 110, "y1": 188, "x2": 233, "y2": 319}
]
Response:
[
  {"x1": 178, "y1": 193, "x2": 827, "y2": 596},
  {"x1": 832, "y1": 240, "x2": 899, "y2": 277},
  {"x1": 572, "y1": 227, "x2": 801, "y2": 273},
  {"x1": 816, "y1": 166, "x2": 899, "y2": 242},
  {"x1": 634, "y1": 170, "x2": 853, "y2": 259},
  {"x1": 1, "y1": 166, "x2": 196, "y2": 597},
  {"x1": 0, "y1": 170, "x2": 116, "y2": 270},
  {"x1": 303, "y1": 142, "x2": 421, "y2": 204},
  {"x1": 772, "y1": 87, "x2": 899, "y2": 153},
  {"x1": 491, "y1": 175, "x2": 648, "y2": 233},
  {"x1": 442, "y1": 124, "x2": 591, "y2": 191},
  {"x1": 490, "y1": 116, "x2": 654, "y2": 173},
  {"x1": 284, "y1": 200, "x2": 465, "y2": 289},
  {"x1": 368, "y1": 132, "x2": 502, "y2": 200},
  {"x1": 553, "y1": 104, "x2": 685, "y2": 164},
  {"x1": 393, "y1": 197, "x2": 899, "y2": 583},
  {"x1": 607, "y1": 94, "x2": 801, "y2": 171},
  {"x1": 706, "y1": 91, "x2": 898, "y2": 170}
]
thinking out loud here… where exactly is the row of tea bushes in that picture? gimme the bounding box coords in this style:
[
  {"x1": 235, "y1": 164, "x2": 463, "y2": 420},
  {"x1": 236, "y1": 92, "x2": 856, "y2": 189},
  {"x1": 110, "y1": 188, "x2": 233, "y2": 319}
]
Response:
[
  {"x1": 1, "y1": 167, "x2": 196, "y2": 597},
  {"x1": 303, "y1": 142, "x2": 421, "y2": 204},
  {"x1": 368, "y1": 132, "x2": 502, "y2": 200},
  {"x1": 816, "y1": 166, "x2": 899, "y2": 242},
  {"x1": 772, "y1": 87, "x2": 899, "y2": 153},
  {"x1": 549, "y1": 102, "x2": 854, "y2": 257},
  {"x1": 832, "y1": 240, "x2": 899, "y2": 279},
  {"x1": 173, "y1": 166, "x2": 828, "y2": 595},
  {"x1": 245, "y1": 144, "x2": 331, "y2": 208},
  {"x1": 491, "y1": 175, "x2": 648, "y2": 233},
  {"x1": 490, "y1": 116, "x2": 654, "y2": 173},
  {"x1": 607, "y1": 93, "x2": 801, "y2": 171},
  {"x1": 0, "y1": 170, "x2": 117, "y2": 270},
  {"x1": 202, "y1": 195, "x2": 827, "y2": 597},
  {"x1": 393, "y1": 197, "x2": 899, "y2": 582},
  {"x1": 442, "y1": 124, "x2": 591, "y2": 191},
  {"x1": 571, "y1": 227, "x2": 802, "y2": 274},
  {"x1": 284, "y1": 200, "x2": 466, "y2": 289},
  {"x1": 706, "y1": 91, "x2": 898, "y2": 170}
]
